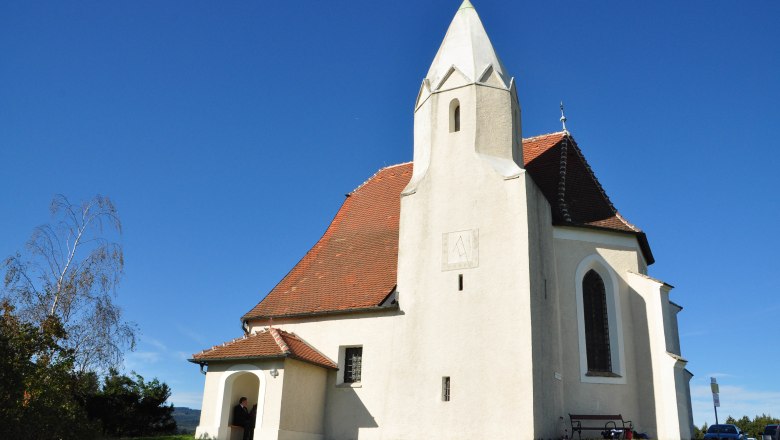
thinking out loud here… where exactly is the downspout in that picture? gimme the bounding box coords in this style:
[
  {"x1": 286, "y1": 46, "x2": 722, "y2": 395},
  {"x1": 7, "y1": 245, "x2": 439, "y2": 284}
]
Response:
[{"x1": 199, "y1": 362, "x2": 208, "y2": 375}]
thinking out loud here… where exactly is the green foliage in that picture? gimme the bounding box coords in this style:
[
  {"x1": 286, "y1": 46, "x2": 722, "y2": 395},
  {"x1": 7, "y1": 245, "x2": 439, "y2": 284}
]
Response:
[
  {"x1": 0, "y1": 300, "x2": 98, "y2": 439},
  {"x1": 693, "y1": 422, "x2": 708, "y2": 439},
  {"x1": 725, "y1": 414, "x2": 780, "y2": 439},
  {"x1": 0, "y1": 300, "x2": 177, "y2": 438},
  {"x1": 122, "y1": 434, "x2": 195, "y2": 440},
  {"x1": 694, "y1": 415, "x2": 779, "y2": 439},
  {"x1": 88, "y1": 369, "x2": 177, "y2": 437},
  {"x1": 0, "y1": 196, "x2": 176, "y2": 438},
  {"x1": 121, "y1": 436, "x2": 194, "y2": 440}
]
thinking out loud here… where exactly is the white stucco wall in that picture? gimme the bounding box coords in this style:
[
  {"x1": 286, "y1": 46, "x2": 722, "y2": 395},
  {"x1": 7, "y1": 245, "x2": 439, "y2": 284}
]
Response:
[
  {"x1": 213, "y1": 223, "x2": 692, "y2": 440},
  {"x1": 553, "y1": 228, "x2": 648, "y2": 434},
  {"x1": 388, "y1": 67, "x2": 540, "y2": 438},
  {"x1": 278, "y1": 359, "x2": 327, "y2": 439},
  {"x1": 246, "y1": 312, "x2": 394, "y2": 440},
  {"x1": 526, "y1": 182, "x2": 565, "y2": 437},
  {"x1": 666, "y1": 298, "x2": 683, "y2": 356},
  {"x1": 627, "y1": 272, "x2": 691, "y2": 440},
  {"x1": 551, "y1": 229, "x2": 691, "y2": 439},
  {"x1": 195, "y1": 360, "x2": 283, "y2": 440}
]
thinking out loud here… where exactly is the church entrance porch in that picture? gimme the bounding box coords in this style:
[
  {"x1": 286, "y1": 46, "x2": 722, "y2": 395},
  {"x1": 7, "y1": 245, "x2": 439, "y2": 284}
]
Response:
[{"x1": 222, "y1": 371, "x2": 260, "y2": 440}]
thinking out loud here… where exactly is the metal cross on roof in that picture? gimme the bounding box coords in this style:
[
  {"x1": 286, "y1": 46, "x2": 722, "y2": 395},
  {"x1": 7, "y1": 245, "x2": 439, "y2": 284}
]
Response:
[{"x1": 560, "y1": 101, "x2": 569, "y2": 133}]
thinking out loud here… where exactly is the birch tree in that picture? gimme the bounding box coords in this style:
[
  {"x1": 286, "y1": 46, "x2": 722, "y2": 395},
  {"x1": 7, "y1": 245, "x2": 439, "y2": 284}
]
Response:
[{"x1": 2, "y1": 194, "x2": 136, "y2": 372}]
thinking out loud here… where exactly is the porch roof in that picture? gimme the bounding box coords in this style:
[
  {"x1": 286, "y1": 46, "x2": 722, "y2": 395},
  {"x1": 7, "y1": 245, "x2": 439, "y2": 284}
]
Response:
[{"x1": 190, "y1": 327, "x2": 337, "y2": 370}]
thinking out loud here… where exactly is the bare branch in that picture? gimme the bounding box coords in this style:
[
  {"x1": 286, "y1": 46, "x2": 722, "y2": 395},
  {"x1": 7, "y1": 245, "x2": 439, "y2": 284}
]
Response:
[{"x1": 2, "y1": 194, "x2": 134, "y2": 373}]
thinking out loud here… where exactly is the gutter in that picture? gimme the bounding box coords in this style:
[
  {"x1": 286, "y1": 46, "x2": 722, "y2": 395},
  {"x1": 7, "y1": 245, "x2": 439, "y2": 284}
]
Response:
[
  {"x1": 187, "y1": 353, "x2": 338, "y2": 371},
  {"x1": 242, "y1": 304, "x2": 400, "y2": 323}
]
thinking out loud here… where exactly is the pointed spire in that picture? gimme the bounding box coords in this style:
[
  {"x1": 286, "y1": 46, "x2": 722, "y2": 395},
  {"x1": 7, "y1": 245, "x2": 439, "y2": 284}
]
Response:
[
  {"x1": 426, "y1": 1, "x2": 509, "y2": 89},
  {"x1": 560, "y1": 101, "x2": 569, "y2": 133}
]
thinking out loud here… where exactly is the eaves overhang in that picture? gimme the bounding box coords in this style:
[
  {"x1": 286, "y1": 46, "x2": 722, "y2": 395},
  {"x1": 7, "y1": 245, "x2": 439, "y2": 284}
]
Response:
[
  {"x1": 243, "y1": 304, "x2": 400, "y2": 324},
  {"x1": 553, "y1": 221, "x2": 655, "y2": 265},
  {"x1": 188, "y1": 353, "x2": 339, "y2": 371}
]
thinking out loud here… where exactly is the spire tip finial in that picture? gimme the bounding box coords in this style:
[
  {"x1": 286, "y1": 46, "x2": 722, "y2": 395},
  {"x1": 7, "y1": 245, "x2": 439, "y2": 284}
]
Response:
[
  {"x1": 459, "y1": 0, "x2": 474, "y2": 10},
  {"x1": 560, "y1": 101, "x2": 569, "y2": 133}
]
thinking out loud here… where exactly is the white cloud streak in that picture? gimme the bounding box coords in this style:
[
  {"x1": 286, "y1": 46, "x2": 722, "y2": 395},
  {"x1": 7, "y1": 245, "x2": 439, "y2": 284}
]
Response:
[{"x1": 691, "y1": 383, "x2": 780, "y2": 427}]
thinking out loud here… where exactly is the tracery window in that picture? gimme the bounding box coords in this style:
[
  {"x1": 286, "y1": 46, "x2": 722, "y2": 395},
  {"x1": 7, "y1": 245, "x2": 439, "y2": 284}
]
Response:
[{"x1": 583, "y1": 269, "x2": 612, "y2": 373}]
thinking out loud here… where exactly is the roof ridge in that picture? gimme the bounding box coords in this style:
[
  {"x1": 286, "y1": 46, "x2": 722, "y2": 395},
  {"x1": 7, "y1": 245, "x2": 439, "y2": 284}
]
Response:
[
  {"x1": 349, "y1": 162, "x2": 413, "y2": 195},
  {"x1": 564, "y1": 134, "x2": 623, "y2": 220},
  {"x1": 193, "y1": 331, "x2": 259, "y2": 356},
  {"x1": 522, "y1": 131, "x2": 566, "y2": 142},
  {"x1": 381, "y1": 161, "x2": 413, "y2": 170},
  {"x1": 241, "y1": 194, "x2": 357, "y2": 321},
  {"x1": 269, "y1": 327, "x2": 290, "y2": 353},
  {"x1": 557, "y1": 135, "x2": 572, "y2": 222},
  {"x1": 614, "y1": 211, "x2": 640, "y2": 232}
]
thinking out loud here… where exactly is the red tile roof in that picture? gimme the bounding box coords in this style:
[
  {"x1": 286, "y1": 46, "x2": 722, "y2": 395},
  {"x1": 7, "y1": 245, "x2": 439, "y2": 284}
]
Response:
[
  {"x1": 243, "y1": 163, "x2": 411, "y2": 321},
  {"x1": 190, "y1": 328, "x2": 337, "y2": 369},
  {"x1": 523, "y1": 132, "x2": 638, "y2": 233},
  {"x1": 243, "y1": 132, "x2": 653, "y2": 322},
  {"x1": 523, "y1": 132, "x2": 654, "y2": 264}
]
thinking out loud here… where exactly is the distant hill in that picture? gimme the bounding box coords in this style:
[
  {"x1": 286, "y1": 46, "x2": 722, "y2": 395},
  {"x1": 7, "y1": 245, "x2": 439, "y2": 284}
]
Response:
[{"x1": 172, "y1": 407, "x2": 201, "y2": 434}]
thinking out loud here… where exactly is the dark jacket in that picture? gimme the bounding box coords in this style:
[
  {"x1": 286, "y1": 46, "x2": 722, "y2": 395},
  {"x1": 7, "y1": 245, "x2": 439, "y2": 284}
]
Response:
[{"x1": 233, "y1": 404, "x2": 250, "y2": 427}]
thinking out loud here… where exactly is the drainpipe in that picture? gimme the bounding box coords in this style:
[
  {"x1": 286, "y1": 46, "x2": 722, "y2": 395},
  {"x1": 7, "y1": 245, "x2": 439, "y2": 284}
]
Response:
[
  {"x1": 241, "y1": 320, "x2": 249, "y2": 335},
  {"x1": 199, "y1": 362, "x2": 208, "y2": 375}
]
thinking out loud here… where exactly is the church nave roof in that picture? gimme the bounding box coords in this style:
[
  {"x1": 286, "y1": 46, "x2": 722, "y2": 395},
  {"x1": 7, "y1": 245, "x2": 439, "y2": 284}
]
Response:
[{"x1": 242, "y1": 132, "x2": 652, "y2": 323}]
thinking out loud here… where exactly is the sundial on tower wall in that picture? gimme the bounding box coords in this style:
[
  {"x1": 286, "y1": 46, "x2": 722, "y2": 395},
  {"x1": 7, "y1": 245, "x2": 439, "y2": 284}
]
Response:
[{"x1": 441, "y1": 229, "x2": 479, "y2": 270}]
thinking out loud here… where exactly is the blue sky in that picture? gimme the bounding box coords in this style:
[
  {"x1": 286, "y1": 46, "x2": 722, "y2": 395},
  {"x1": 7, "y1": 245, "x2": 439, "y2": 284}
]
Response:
[{"x1": 1, "y1": 0, "x2": 778, "y2": 428}]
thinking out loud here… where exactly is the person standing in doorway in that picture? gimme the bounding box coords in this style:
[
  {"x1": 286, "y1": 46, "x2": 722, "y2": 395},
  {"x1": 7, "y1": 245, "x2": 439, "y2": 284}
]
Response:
[
  {"x1": 232, "y1": 396, "x2": 251, "y2": 440},
  {"x1": 249, "y1": 404, "x2": 258, "y2": 438}
]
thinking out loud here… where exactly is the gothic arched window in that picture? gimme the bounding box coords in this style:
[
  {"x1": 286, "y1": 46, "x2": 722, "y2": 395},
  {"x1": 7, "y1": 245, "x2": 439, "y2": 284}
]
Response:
[
  {"x1": 450, "y1": 99, "x2": 460, "y2": 132},
  {"x1": 583, "y1": 269, "x2": 612, "y2": 373}
]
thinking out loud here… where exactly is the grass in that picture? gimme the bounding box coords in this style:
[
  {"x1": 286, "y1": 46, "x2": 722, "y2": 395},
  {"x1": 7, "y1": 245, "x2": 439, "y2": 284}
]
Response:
[{"x1": 120, "y1": 436, "x2": 194, "y2": 440}]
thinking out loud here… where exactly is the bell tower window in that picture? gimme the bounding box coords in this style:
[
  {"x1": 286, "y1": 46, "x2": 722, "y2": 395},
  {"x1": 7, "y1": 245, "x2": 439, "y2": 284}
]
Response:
[{"x1": 450, "y1": 99, "x2": 460, "y2": 132}]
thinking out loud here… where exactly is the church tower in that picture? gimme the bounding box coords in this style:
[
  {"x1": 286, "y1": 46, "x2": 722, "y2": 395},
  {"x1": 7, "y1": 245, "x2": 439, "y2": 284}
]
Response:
[
  {"x1": 393, "y1": 1, "x2": 563, "y2": 437},
  {"x1": 405, "y1": 0, "x2": 523, "y2": 195}
]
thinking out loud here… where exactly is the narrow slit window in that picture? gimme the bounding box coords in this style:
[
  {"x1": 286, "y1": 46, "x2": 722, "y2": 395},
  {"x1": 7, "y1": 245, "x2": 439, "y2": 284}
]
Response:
[
  {"x1": 450, "y1": 99, "x2": 461, "y2": 133},
  {"x1": 458, "y1": 274, "x2": 464, "y2": 291},
  {"x1": 442, "y1": 376, "x2": 451, "y2": 401}
]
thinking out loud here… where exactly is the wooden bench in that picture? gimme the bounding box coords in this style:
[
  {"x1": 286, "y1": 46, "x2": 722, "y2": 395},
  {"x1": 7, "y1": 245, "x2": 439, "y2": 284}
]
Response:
[{"x1": 569, "y1": 414, "x2": 633, "y2": 439}]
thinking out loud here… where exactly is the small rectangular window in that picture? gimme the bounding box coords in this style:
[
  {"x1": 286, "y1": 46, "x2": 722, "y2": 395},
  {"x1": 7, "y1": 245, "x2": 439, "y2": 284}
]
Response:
[
  {"x1": 344, "y1": 347, "x2": 362, "y2": 383},
  {"x1": 442, "y1": 376, "x2": 451, "y2": 401},
  {"x1": 458, "y1": 274, "x2": 463, "y2": 291}
]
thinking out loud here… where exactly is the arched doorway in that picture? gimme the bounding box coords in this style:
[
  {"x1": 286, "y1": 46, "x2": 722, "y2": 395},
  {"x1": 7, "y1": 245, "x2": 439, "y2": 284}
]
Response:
[{"x1": 216, "y1": 365, "x2": 266, "y2": 440}]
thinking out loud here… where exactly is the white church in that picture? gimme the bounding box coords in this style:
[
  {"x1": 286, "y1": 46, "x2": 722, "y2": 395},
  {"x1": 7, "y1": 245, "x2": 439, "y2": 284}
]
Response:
[{"x1": 190, "y1": 2, "x2": 694, "y2": 439}]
